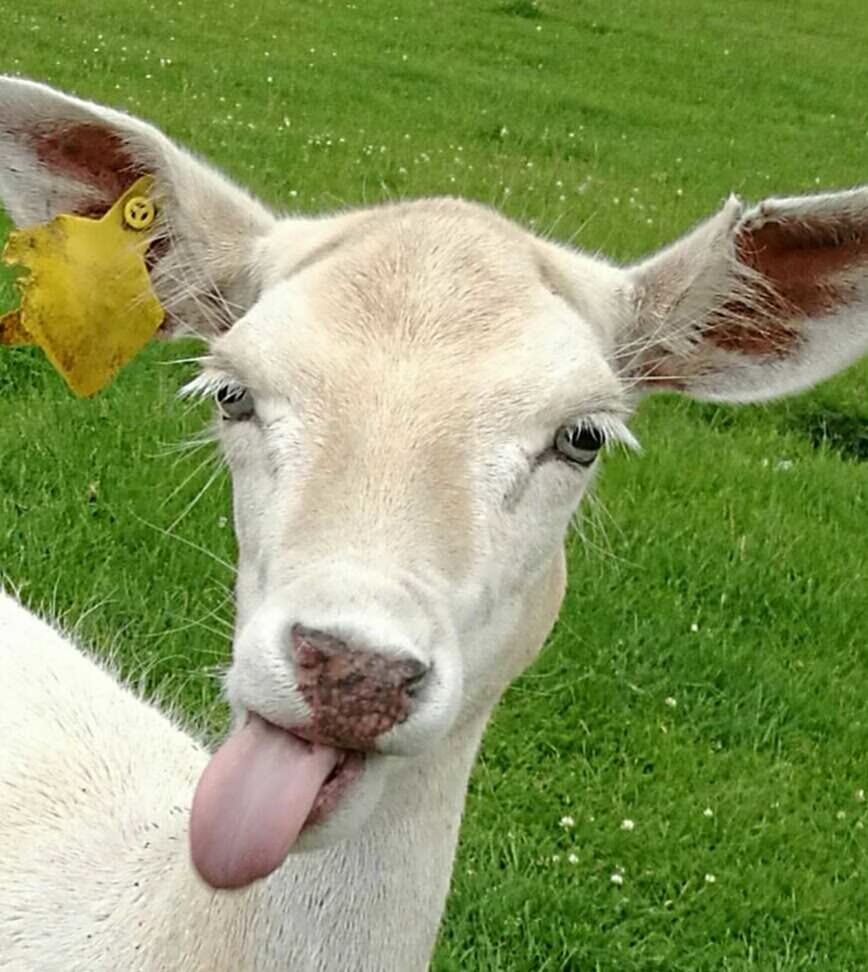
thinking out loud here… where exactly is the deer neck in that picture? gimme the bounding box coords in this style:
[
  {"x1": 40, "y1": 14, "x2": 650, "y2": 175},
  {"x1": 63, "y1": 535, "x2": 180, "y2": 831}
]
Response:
[
  {"x1": 272, "y1": 713, "x2": 491, "y2": 971},
  {"x1": 149, "y1": 710, "x2": 489, "y2": 972}
]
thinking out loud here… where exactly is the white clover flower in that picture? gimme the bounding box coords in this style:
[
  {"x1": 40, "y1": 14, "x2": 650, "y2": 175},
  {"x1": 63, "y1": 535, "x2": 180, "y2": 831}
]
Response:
[
  {"x1": 704, "y1": 873, "x2": 716, "y2": 884},
  {"x1": 559, "y1": 815, "x2": 575, "y2": 829},
  {"x1": 703, "y1": 807, "x2": 714, "y2": 818},
  {"x1": 610, "y1": 872, "x2": 624, "y2": 886},
  {"x1": 567, "y1": 853, "x2": 579, "y2": 865},
  {"x1": 621, "y1": 819, "x2": 635, "y2": 832}
]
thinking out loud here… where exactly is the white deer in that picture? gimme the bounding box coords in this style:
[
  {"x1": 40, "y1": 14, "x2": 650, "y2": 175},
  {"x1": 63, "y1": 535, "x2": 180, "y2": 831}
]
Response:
[{"x1": 1, "y1": 78, "x2": 867, "y2": 971}]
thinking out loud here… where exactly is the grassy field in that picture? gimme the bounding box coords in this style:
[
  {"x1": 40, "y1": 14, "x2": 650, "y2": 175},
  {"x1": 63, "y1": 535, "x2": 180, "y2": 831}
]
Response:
[{"x1": 2, "y1": 1, "x2": 867, "y2": 968}]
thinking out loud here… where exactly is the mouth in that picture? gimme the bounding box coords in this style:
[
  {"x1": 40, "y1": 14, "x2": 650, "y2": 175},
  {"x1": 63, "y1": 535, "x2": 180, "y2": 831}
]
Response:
[
  {"x1": 189, "y1": 712, "x2": 366, "y2": 890},
  {"x1": 304, "y1": 736, "x2": 366, "y2": 827}
]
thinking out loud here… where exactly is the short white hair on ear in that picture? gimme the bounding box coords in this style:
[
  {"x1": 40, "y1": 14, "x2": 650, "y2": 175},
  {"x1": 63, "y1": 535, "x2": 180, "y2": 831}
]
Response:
[
  {"x1": 619, "y1": 188, "x2": 868, "y2": 403},
  {"x1": 0, "y1": 76, "x2": 276, "y2": 336}
]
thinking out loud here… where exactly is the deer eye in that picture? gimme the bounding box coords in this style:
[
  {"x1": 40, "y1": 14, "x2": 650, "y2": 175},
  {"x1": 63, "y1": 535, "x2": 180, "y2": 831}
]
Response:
[
  {"x1": 216, "y1": 384, "x2": 254, "y2": 421},
  {"x1": 554, "y1": 423, "x2": 606, "y2": 466}
]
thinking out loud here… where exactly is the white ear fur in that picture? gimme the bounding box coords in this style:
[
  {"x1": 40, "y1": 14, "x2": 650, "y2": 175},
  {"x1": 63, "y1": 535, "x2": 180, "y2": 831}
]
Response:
[
  {"x1": 0, "y1": 76, "x2": 276, "y2": 335},
  {"x1": 620, "y1": 189, "x2": 868, "y2": 402}
]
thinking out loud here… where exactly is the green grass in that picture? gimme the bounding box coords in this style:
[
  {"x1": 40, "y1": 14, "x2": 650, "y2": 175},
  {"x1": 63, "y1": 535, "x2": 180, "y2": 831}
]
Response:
[{"x1": 2, "y1": 2, "x2": 867, "y2": 968}]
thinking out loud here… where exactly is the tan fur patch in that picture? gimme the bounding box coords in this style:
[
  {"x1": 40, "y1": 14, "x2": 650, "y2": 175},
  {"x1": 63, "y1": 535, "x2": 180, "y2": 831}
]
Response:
[{"x1": 307, "y1": 199, "x2": 540, "y2": 349}]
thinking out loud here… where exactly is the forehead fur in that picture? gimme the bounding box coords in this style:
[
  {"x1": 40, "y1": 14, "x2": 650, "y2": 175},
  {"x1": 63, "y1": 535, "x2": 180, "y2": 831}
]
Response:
[
  {"x1": 212, "y1": 196, "x2": 625, "y2": 425},
  {"x1": 300, "y1": 197, "x2": 549, "y2": 350}
]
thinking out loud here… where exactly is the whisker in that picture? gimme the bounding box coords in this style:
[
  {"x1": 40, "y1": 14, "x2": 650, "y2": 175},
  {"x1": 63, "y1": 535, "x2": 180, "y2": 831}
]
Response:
[
  {"x1": 160, "y1": 450, "x2": 222, "y2": 509},
  {"x1": 165, "y1": 460, "x2": 227, "y2": 533},
  {"x1": 130, "y1": 513, "x2": 237, "y2": 576}
]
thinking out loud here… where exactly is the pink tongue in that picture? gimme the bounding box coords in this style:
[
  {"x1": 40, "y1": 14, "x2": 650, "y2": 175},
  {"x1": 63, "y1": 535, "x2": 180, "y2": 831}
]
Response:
[{"x1": 190, "y1": 714, "x2": 339, "y2": 889}]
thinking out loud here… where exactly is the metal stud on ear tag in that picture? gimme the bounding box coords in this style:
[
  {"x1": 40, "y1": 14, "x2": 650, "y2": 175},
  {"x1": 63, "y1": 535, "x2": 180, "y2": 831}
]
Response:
[
  {"x1": 0, "y1": 175, "x2": 165, "y2": 397},
  {"x1": 123, "y1": 195, "x2": 156, "y2": 231}
]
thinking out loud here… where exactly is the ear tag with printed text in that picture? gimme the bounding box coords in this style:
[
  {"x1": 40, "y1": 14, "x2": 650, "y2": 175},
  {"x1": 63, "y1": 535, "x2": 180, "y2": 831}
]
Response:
[{"x1": 0, "y1": 175, "x2": 165, "y2": 397}]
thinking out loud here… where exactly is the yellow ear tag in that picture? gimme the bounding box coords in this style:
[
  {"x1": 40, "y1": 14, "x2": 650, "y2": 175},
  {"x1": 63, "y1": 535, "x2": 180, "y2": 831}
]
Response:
[{"x1": 0, "y1": 175, "x2": 165, "y2": 397}]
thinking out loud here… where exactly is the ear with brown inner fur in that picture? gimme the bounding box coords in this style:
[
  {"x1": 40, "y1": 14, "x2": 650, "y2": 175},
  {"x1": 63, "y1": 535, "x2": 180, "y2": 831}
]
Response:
[
  {"x1": 621, "y1": 189, "x2": 868, "y2": 402},
  {"x1": 0, "y1": 76, "x2": 276, "y2": 336}
]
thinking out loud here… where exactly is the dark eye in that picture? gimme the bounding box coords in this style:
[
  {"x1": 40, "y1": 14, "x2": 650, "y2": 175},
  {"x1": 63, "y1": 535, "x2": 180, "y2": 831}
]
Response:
[
  {"x1": 216, "y1": 384, "x2": 254, "y2": 421},
  {"x1": 554, "y1": 423, "x2": 606, "y2": 466}
]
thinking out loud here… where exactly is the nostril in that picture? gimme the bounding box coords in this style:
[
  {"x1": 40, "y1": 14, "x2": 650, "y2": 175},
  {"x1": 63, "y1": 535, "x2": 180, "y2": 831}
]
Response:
[{"x1": 402, "y1": 658, "x2": 429, "y2": 696}]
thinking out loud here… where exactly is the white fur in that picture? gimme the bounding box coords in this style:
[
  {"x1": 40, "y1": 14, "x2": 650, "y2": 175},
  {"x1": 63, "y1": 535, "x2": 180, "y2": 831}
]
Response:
[
  {"x1": 0, "y1": 590, "x2": 508, "y2": 970},
  {"x1": 1, "y1": 77, "x2": 867, "y2": 969}
]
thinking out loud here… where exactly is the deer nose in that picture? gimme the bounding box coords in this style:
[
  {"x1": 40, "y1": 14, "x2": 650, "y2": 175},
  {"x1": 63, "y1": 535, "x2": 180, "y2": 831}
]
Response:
[{"x1": 289, "y1": 624, "x2": 430, "y2": 751}]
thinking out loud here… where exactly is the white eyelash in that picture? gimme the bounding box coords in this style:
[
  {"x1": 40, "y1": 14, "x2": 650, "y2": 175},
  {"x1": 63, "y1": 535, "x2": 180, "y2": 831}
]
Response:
[
  {"x1": 180, "y1": 369, "x2": 243, "y2": 401},
  {"x1": 581, "y1": 413, "x2": 642, "y2": 454}
]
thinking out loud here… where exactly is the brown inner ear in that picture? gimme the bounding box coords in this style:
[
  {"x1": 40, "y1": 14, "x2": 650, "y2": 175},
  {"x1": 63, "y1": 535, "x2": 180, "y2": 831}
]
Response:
[
  {"x1": 707, "y1": 214, "x2": 868, "y2": 357},
  {"x1": 740, "y1": 218, "x2": 868, "y2": 319},
  {"x1": 29, "y1": 123, "x2": 145, "y2": 216}
]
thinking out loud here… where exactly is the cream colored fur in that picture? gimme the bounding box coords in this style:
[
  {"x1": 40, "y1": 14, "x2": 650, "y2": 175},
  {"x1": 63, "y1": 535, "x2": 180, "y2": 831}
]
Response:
[
  {"x1": 1, "y1": 77, "x2": 867, "y2": 970},
  {"x1": 0, "y1": 562, "x2": 563, "y2": 970}
]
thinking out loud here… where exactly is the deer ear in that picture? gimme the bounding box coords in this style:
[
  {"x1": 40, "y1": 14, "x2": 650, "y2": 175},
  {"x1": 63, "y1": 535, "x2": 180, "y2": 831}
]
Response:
[
  {"x1": 0, "y1": 76, "x2": 275, "y2": 336},
  {"x1": 619, "y1": 189, "x2": 868, "y2": 402}
]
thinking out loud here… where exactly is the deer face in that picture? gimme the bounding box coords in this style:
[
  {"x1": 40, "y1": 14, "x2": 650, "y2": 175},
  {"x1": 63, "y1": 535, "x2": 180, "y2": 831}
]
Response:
[
  {"x1": 200, "y1": 200, "x2": 635, "y2": 859},
  {"x1": 2, "y1": 78, "x2": 867, "y2": 888}
]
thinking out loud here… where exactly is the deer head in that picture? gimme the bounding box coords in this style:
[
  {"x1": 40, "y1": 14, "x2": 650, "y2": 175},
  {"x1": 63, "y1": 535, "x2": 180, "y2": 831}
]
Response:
[{"x1": 2, "y1": 77, "x2": 866, "y2": 888}]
